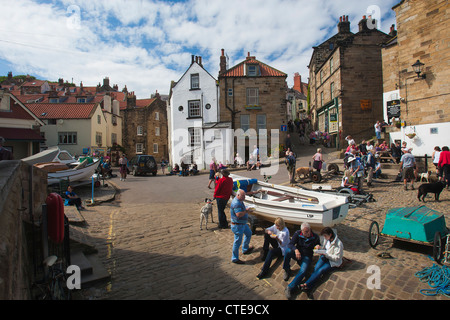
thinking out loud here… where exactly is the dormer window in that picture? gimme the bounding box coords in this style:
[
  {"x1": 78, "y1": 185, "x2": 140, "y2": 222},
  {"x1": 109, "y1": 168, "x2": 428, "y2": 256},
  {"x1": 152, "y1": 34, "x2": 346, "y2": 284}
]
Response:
[
  {"x1": 247, "y1": 64, "x2": 259, "y2": 76},
  {"x1": 77, "y1": 98, "x2": 86, "y2": 103},
  {"x1": 49, "y1": 98, "x2": 59, "y2": 103}
]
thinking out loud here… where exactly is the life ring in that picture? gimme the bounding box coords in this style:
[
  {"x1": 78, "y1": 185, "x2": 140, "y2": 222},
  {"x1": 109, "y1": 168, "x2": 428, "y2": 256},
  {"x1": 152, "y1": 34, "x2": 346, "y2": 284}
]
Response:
[{"x1": 46, "y1": 193, "x2": 65, "y2": 244}]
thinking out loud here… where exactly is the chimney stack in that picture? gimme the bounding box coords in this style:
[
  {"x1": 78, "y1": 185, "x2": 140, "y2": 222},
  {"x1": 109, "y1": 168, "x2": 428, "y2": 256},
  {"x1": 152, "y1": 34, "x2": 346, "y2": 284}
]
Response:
[
  {"x1": 358, "y1": 15, "x2": 374, "y2": 32},
  {"x1": 219, "y1": 49, "x2": 227, "y2": 75},
  {"x1": 338, "y1": 15, "x2": 350, "y2": 33},
  {"x1": 293, "y1": 72, "x2": 303, "y2": 93}
]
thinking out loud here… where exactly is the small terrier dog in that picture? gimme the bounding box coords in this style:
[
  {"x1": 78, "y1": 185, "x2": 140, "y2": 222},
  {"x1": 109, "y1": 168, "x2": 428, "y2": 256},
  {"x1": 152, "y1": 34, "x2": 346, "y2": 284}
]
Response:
[
  {"x1": 419, "y1": 171, "x2": 431, "y2": 183},
  {"x1": 200, "y1": 198, "x2": 214, "y2": 230}
]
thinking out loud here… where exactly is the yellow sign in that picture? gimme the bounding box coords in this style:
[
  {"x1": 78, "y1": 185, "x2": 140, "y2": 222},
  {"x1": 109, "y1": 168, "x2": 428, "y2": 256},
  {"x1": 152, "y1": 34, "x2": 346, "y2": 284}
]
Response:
[{"x1": 360, "y1": 99, "x2": 372, "y2": 110}]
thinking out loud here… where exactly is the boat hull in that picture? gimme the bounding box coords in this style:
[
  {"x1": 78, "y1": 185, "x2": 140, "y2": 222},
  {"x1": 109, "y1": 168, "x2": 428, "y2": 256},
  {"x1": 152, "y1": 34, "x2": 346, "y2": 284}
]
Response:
[
  {"x1": 231, "y1": 174, "x2": 349, "y2": 229},
  {"x1": 47, "y1": 159, "x2": 99, "y2": 185}
]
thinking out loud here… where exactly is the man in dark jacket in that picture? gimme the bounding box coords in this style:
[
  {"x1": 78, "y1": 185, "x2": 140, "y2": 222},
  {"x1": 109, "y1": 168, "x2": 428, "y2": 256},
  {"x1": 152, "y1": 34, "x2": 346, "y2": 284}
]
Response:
[{"x1": 283, "y1": 222, "x2": 320, "y2": 299}]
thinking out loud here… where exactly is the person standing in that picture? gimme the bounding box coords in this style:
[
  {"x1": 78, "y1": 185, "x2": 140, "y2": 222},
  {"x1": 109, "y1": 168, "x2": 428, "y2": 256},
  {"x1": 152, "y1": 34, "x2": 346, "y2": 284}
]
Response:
[
  {"x1": 312, "y1": 148, "x2": 323, "y2": 173},
  {"x1": 207, "y1": 158, "x2": 217, "y2": 189},
  {"x1": 432, "y1": 146, "x2": 441, "y2": 175},
  {"x1": 0, "y1": 137, "x2": 13, "y2": 160},
  {"x1": 230, "y1": 189, "x2": 254, "y2": 264},
  {"x1": 399, "y1": 149, "x2": 416, "y2": 190},
  {"x1": 374, "y1": 121, "x2": 382, "y2": 140},
  {"x1": 213, "y1": 169, "x2": 233, "y2": 229},
  {"x1": 119, "y1": 154, "x2": 128, "y2": 181},
  {"x1": 285, "y1": 151, "x2": 296, "y2": 186},
  {"x1": 283, "y1": 222, "x2": 320, "y2": 299},
  {"x1": 160, "y1": 158, "x2": 168, "y2": 175},
  {"x1": 438, "y1": 146, "x2": 450, "y2": 189}
]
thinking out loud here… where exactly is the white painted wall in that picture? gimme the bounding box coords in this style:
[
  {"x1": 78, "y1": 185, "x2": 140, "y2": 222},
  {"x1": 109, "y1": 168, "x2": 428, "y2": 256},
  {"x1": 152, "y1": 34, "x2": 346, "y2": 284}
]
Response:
[
  {"x1": 170, "y1": 61, "x2": 232, "y2": 169},
  {"x1": 389, "y1": 122, "x2": 450, "y2": 157}
]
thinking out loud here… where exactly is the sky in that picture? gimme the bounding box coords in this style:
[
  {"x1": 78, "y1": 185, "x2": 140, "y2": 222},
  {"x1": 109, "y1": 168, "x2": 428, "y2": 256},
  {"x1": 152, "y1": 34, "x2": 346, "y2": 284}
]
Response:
[{"x1": 0, "y1": 0, "x2": 398, "y2": 98}]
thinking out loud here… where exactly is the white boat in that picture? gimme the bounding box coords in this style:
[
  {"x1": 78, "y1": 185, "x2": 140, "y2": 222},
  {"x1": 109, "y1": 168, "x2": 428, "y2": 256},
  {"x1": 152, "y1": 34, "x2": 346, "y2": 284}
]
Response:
[
  {"x1": 22, "y1": 147, "x2": 77, "y2": 165},
  {"x1": 36, "y1": 158, "x2": 99, "y2": 185},
  {"x1": 230, "y1": 174, "x2": 349, "y2": 229}
]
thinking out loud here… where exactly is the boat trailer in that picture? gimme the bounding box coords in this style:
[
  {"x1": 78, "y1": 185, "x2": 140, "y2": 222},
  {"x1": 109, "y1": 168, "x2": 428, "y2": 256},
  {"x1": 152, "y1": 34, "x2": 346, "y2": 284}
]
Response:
[{"x1": 299, "y1": 184, "x2": 375, "y2": 208}]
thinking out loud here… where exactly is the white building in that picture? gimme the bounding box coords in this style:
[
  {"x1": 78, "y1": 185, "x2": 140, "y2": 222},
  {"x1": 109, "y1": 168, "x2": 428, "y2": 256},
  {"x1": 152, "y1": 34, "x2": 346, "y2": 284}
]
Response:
[{"x1": 168, "y1": 56, "x2": 233, "y2": 169}]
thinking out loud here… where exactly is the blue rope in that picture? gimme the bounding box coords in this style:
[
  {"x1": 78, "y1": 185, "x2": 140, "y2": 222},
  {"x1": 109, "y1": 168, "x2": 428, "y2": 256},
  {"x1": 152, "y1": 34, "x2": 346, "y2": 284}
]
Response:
[{"x1": 414, "y1": 264, "x2": 450, "y2": 297}]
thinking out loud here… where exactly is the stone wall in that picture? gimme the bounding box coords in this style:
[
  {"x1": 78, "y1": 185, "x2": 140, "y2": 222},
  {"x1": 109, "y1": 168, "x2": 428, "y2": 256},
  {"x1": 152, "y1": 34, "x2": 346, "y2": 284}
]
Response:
[
  {"x1": 218, "y1": 76, "x2": 287, "y2": 153},
  {"x1": 0, "y1": 160, "x2": 47, "y2": 299},
  {"x1": 391, "y1": 0, "x2": 450, "y2": 125},
  {"x1": 122, "y1": 98, "x2": 169, "y2": 162}
]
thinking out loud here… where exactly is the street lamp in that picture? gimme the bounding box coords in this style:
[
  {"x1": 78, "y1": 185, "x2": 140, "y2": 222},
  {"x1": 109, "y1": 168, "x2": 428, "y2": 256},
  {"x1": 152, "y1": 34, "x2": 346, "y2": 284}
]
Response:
[{"x1": 411, "y1": 60, "x2": 426, "y2": 79}]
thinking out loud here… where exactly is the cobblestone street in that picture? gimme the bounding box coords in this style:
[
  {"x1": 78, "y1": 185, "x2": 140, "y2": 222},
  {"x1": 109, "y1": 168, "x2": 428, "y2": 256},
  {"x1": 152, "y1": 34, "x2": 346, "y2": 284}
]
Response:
[{"x1": 70, "y1": 142, "x2": 449, "y2": 302}]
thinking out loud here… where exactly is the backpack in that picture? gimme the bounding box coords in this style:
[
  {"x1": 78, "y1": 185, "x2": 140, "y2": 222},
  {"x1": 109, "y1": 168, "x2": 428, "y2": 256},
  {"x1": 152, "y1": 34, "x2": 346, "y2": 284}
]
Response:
[{"x1": 287, "y1": 155, "x2": 295, "y2": 166}]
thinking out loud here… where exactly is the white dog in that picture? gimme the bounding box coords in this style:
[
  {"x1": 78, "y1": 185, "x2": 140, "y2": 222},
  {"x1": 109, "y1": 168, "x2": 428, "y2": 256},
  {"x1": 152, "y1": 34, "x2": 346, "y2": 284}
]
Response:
[
  {"x1": 200, "y1": 198, "x2": 214, "y2": 230},
  {"x1": 420, "y1": 171, "x2": 431, "y2": 183}
]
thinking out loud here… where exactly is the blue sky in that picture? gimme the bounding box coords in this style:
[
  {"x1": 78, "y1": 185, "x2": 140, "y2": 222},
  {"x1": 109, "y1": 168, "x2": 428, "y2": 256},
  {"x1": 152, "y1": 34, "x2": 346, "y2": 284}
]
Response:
[{"x1": 0, "y1": 0, "x2": 398, "y2": 97}]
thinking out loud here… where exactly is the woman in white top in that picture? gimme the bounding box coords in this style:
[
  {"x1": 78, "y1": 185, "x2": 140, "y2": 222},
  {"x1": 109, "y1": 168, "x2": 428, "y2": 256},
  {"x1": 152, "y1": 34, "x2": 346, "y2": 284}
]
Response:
[
  {"x1": 257, "y1": 218, "x2": 290, "y2": 279},
  {"x1": 312, "y1": 148, "x2": 324, "y2": 173},
  {"x1": 300, "y1": 227, "x2": 344, "y2": 291},
  {"x1": 432, "y1": 146, "x2": 441, "y2": 174}
]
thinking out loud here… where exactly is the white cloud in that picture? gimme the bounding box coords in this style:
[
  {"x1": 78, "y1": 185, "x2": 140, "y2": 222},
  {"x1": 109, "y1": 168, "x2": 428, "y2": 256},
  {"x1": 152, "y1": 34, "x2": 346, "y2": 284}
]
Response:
[{"x1": 0, "y1": 0, "x2": 398, "y2": 97}]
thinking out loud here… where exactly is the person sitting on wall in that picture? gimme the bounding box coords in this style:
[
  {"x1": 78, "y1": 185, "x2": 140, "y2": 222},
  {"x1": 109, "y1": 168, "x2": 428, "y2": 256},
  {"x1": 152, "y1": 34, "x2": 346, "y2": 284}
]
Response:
[
  {"x1": 189, "y1": 163, "x2": 199, "y2": 175},
  {"x1": 65, "y1": 186, "x2": 85, "y2": 210}
]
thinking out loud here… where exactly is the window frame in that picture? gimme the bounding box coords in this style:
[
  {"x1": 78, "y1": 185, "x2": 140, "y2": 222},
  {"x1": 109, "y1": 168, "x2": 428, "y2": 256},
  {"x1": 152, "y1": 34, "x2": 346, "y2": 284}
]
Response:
[
  {"x1": 188, "y1": 100, "x2": 201, "y2": 118},
  {"x1": 246, "y1": 88, "x2": 259, "y2": 106},
  {"x1": 190, "y1": 73, "x2": 200, "y2": 90},
  {"x1": 58, "y1": 132, "x2": 77, "y2": 145},
  {"x1": 240, "y1": 114, "x2": 250, "y2": 132}
]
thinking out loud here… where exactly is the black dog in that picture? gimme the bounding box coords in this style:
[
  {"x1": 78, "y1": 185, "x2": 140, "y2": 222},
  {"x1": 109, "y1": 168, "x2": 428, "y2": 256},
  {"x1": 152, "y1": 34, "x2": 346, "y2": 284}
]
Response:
[{"x1": 417, "y1": 181, "x2": 445, "y2": 202}]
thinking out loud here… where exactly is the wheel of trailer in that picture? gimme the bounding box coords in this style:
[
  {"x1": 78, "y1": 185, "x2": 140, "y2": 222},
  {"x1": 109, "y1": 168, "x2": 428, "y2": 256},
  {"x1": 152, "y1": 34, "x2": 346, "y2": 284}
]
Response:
[
  {"x1": 247, "y1": 215, "x2": 258, "y2": 234},
  {"x1": 369, "y1": 221, "x2": 380, "y2": 249},
  {"x1": 433, "y1": 231, "x2": 443, "y2": 264},
  {"x1": 338, "y1": 188, "x2": 354, "y2": 196},
  {"x1": 310, "y1": 171, "x2": 322, "y2": 183},
  {"x1": 328, "y1": 163, "x2": 339, "y2": 174}
]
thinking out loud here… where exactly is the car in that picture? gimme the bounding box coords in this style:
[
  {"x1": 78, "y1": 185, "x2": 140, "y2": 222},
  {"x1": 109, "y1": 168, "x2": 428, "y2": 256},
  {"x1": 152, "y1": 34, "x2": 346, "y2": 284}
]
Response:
[{"x1": 129, "y1": 155, "x2": 157, "y2": 176}]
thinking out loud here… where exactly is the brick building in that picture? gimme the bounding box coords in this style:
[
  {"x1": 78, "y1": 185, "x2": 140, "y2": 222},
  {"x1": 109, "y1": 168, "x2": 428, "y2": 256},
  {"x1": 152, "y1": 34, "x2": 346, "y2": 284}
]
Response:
[
  {"x1": 308, "y1": 15, "x2": 394, "y2": 148},
  {"x1": 121, "y1": 92, "x2": 168, "y2": 162},
  {"x1": 218, "y1": 50, "x2": 288, "y2": 160},
  {"x1": 382, "y1": 0, "x2": 450, "y2": 155}
]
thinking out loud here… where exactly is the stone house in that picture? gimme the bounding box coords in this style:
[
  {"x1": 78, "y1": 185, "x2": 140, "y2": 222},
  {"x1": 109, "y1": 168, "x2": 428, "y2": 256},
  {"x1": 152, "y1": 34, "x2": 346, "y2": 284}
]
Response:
[
  {"x1": 121, "y1": 92, "x2": 168, "y2": 162},
  {"x1": 218, "y1": 50, "x2": 288, "y2": 160},
  {"x1": 308, "y1": 15, "x2": 395, "y2": 148},
  {"x1": 168, "y1": 55, "x2": 232, "y2": 169},
  {"x1": 382, "y1": 0, "x2": 450, "y2": 156}
]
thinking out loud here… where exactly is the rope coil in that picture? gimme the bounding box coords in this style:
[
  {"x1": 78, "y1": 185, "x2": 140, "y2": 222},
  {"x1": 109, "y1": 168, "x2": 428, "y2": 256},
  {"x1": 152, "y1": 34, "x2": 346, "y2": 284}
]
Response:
[{"x1": 414, "y1": 264, "x2": 450, "y2": 297}]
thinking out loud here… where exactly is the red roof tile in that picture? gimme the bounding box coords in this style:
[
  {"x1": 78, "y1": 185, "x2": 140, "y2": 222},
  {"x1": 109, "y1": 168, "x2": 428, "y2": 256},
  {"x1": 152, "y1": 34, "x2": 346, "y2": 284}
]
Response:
[{"x1": 25, "y1": 103, "x2": 98, "y2": 119}]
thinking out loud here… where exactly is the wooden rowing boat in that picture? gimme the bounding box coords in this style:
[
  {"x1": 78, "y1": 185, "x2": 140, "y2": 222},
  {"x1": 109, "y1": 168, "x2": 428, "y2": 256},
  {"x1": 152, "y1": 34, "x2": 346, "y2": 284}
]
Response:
[{"x1": 230, "y1": 174, "x2": 349, "y2": 229}]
